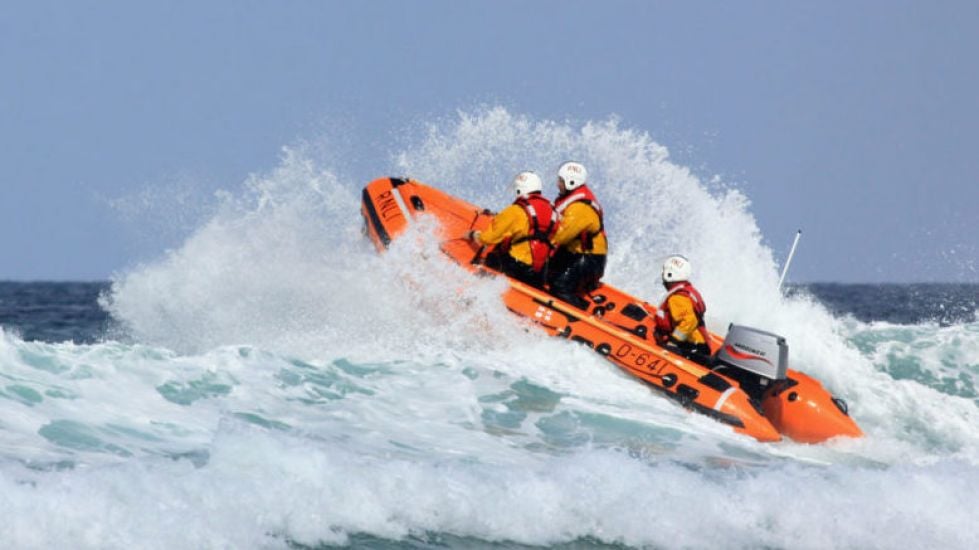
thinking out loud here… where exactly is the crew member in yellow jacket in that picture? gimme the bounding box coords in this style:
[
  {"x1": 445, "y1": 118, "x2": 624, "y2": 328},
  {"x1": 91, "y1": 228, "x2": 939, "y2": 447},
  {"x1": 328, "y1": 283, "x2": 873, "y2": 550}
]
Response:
[
  {"x1": 653, "y1": 255, "x2": 711, "y2": 359},
  {"x1": 548, "y1": 161, "x2": 608, "y2": 309},
  {"x1": 467, "y1": 171, "x2": 556, "y2": 288}
]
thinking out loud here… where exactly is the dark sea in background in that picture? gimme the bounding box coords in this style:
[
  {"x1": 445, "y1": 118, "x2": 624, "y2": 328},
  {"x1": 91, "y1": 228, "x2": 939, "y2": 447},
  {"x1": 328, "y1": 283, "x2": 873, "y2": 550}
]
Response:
[
  {"x1": 793, "y1": 283, "x2": 978, "y2": 326},
  {"x1": 1, "y1": 282, "x2": 974, "y2": 344},
  {"x1": 0, "y1": 282, "x2": 110, "y2": 343}
]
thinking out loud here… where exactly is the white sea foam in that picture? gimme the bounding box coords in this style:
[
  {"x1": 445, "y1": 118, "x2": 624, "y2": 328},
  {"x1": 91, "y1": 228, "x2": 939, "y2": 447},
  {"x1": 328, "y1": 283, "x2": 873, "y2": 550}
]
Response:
[{"x1": 2, "y1": 425, "x2": 978, "y2": 549}]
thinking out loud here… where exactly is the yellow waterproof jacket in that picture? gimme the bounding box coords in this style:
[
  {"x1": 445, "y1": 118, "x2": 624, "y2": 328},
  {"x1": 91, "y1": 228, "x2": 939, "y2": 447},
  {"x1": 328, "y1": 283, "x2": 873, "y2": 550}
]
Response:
[
  {"x1": 666, "y1": 294, "x2": 707, "y2": 345},
  {"x1": 476, "y1": 204, "x2": 534, "y2": 265},
  {"x1": 551, "y1": 202, "x2": 608, "y2": 255}
]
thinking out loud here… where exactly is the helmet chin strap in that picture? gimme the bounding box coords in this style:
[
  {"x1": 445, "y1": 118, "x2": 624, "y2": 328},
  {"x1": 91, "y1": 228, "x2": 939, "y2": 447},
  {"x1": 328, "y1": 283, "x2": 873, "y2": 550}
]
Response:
[{"x1": 663, "y1": 280, "x2": 684, "y2": 291}]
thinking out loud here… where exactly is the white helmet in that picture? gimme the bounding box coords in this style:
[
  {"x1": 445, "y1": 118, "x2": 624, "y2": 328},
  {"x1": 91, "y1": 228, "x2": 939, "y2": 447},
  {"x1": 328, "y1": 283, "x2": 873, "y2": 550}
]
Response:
[
  {"x1": 557, "y1": 161, "x2": 588, "y2": 191},
  {"x1": 661, "y1": 255, "x2": 692, "y2": 283},
  {"x1": 512, "y1": 171, "x2": 543, "y2": 198}
]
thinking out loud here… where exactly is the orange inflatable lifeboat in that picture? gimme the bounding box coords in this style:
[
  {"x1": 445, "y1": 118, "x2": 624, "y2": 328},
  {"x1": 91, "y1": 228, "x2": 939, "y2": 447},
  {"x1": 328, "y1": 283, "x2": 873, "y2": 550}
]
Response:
[{"x1": 362, "y1": 177, "x2": 862, "y2": 444}]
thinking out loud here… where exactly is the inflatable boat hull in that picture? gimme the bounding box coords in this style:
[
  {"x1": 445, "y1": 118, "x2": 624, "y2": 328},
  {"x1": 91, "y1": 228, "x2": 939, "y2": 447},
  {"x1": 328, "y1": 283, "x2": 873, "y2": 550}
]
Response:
[{"x1": 361, "y1": 177, "x2": 862, "y2": 443}]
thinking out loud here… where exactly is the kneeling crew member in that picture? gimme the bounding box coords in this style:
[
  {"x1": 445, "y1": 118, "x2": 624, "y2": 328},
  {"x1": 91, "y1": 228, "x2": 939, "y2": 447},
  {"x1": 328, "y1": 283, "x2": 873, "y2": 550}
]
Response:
[
  {"x1": 654, "y1": 255, "x2": 711, "y2": 360},
  {"x1": 548, "y1": 161, "x2": 607, "y2": 309},
  {"x1": 468, "y1": 171, "x2": 556, "y2": 288}
]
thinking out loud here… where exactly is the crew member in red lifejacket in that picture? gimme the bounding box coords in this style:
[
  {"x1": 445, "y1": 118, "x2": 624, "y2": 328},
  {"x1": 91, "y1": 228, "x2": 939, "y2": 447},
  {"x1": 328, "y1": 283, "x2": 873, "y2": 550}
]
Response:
[
  {"x1": 653, "y1": 255, "x2": 711, "y2": 360},
  {"x1": 467, "y1": 171, "x2": 556, "y2": 288},
  {"x1": 548, "y1": 161, "x2": 608, "y2": 309}
]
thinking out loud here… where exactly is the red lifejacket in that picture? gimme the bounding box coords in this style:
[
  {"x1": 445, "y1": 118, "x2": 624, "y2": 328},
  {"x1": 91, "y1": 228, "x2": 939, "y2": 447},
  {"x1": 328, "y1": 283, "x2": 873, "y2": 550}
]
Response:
[
  {"x1": 654, "y1": 281, "x2": 710, "y2": 342},
  {"x1": 501, "y1": 193, "x2": 556, "y2": 272},
  {"x1": 554, "y1": 185, "x2": 605, "y2": 252}
]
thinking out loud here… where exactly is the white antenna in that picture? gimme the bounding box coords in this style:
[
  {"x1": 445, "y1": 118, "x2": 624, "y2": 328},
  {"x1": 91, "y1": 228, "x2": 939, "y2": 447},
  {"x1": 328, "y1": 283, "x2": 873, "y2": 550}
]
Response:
[{"x1": 778, "y1": 230, "x2": 802, "y2": 291}]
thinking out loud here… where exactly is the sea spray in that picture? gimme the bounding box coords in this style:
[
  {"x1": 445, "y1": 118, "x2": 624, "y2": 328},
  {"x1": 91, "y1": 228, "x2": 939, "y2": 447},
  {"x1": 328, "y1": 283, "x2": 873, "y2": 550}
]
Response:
[{"x1": 101, "y1": 107, "x2": 979, "y2": 462}]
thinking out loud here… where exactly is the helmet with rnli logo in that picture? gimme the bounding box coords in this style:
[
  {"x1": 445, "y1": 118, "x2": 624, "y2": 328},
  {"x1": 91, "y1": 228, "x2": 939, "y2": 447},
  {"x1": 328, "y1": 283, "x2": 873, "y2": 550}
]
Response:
[
  {"x1": 661, "y1": 255, "x2": 692, "y2": 283},
  {"x1": 557, "y1": 161, "x2": 588, "y2": 191},
  {"x1": 512, "y1": 171, "x2": 543, "y2": 198}
]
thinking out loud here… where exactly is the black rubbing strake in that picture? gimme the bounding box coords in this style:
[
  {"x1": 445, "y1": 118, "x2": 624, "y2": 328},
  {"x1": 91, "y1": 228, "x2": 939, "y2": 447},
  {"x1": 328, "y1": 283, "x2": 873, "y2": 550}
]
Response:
[
  {"x1": 676, "y1": 384, "x2": 700, "y2": 404},
  {"x1": 362, "y1": 188, "x2": 391, "y2": 247}
]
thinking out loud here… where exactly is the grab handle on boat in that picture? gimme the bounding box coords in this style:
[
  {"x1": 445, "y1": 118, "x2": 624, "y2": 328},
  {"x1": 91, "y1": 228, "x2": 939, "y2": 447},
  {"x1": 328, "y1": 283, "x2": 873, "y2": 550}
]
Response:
[{"x1": 470, "y1": 245, "x2": 486, "y2": 265}]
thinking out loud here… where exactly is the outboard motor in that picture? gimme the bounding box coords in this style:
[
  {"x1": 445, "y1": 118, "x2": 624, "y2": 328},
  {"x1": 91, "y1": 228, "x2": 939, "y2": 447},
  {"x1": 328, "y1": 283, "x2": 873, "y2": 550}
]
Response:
[
  {"x1": 716, "y1": 324, "x2": 863, "y2": 443},
  {"x1": 713, "y1": 324, "x2": 788, "y2": 400}
]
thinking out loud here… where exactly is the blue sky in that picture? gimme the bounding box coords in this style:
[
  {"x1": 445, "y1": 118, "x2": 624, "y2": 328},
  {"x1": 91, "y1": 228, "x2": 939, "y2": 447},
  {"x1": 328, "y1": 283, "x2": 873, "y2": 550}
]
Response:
[{"x1": 2, "y1": 1, "x2": 977, "y2": 282}]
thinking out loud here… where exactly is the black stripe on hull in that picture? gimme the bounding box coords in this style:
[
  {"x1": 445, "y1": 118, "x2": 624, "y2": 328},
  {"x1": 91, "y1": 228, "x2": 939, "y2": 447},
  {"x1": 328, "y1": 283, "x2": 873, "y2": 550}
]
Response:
[
  {"x1": 641, "y1": 380, "x2": 746, "y2": 428},
  {"x1": 362, "y1": 187, "x2": 391, "y2": 247}
]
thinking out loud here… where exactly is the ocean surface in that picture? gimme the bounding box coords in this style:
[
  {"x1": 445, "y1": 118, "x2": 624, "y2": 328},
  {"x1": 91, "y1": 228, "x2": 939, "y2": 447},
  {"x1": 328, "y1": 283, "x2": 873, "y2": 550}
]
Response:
[
  {"x1": 3, "y1": 282, "x2": 975, "y2": 345},
  {"x1": 1, "y1": 110, "x2": 977, "y2": 549}
]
